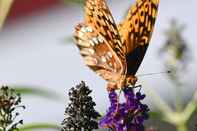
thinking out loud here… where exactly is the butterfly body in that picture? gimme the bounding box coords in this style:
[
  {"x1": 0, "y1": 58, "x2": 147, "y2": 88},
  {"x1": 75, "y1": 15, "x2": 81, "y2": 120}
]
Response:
[{"x1": 74, "y1": 0, "x2": 159, "y2": 91}]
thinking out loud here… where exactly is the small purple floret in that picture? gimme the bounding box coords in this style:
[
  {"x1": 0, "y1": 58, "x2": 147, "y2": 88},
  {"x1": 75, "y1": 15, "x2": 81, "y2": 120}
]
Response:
[{"x1": 99, "y1": 87, "x2": 149, "y2": 131}]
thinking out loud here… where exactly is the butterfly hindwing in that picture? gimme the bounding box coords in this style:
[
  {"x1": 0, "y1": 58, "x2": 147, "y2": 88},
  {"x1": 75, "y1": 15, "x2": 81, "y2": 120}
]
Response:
[{"x1": 118, "y1": 0, "x2": 160, "y2": 75}]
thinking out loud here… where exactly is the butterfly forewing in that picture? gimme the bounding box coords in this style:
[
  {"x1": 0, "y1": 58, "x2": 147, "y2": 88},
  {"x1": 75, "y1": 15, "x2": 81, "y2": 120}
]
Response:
[
  {"x1": 85, "y1": 0, "x2": 126, "y2": 62},
  {"x1": 74, "y1": 0, "x2": 126, "y2": 83},
  {"x1": 118, "y1": 0, "x2": 159, "y2": 75}
]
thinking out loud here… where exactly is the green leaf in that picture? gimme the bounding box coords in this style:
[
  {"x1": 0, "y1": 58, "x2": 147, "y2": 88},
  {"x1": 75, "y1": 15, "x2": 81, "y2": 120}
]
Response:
[
  {"x1": 19, "y1": 123, "x2": 61, "y2": 131},
  {"x1": 149, "y1": 111, "x2": 163, "y2": 120},
  {"x1": 13, "y1": 86, "x2": 62, "y2": 101},
  {"x1": 0, "y1": 0, "x2": 13, "y2": 29}
]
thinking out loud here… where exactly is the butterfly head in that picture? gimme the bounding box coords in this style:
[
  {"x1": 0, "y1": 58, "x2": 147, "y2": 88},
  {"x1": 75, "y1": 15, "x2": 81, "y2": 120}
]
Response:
[
  {"x1": 107, "y1": 75, "x2": 138, "y2": 91},
  {"x1": 125, "y1": 75, "x2": 138, "y2": 87}
]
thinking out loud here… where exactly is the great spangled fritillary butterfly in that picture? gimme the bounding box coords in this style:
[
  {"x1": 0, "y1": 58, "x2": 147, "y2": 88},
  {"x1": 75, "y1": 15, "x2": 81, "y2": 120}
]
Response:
[{"x1": 74, "y1": 0, "x2": 160, "y2": 91}]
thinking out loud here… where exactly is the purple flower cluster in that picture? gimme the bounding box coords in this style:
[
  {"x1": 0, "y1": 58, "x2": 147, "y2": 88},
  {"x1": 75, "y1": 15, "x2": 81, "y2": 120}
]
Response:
[{"x1": 99, "y1": 87, "x2": 149, "y2": 131}]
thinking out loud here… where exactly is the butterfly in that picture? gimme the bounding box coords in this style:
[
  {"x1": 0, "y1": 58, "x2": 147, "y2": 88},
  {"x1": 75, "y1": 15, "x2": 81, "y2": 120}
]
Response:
[{"x1": 74, "y1": 0, "x2": 159, "y2": 91}]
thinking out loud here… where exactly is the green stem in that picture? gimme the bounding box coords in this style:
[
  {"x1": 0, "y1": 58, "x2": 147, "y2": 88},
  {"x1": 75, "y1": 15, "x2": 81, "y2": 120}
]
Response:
[
  {"x1": 19, "y1": 123, "x2": 61, "y2": 131},
  {"x1": 176, "y1": 123, "x2": 188, "y2": 131},
  {"x1": 142, "y1": 81, "x2": 173, "y2": 114},
  {"x1": 183, "y1": 91, "x2": 197, "y2": 121}
]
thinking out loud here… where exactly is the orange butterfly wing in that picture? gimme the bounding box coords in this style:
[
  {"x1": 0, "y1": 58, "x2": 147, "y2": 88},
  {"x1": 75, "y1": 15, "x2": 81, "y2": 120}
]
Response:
[
  {"x1": 118, "y1": 0, "x2": 160, "y2": 75},
  {"x1": 84, "y1": 0, "x2": 125, "y2": 60},
  {"x1": 74, "y1": 0, "x2": 126, "y2": 88}
]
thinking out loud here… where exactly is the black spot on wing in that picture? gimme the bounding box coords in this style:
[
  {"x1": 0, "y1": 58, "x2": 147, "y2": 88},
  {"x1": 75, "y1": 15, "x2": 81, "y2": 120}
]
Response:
[{"x1": 126, "y1": 44, "x2": 148, "y2": 75}]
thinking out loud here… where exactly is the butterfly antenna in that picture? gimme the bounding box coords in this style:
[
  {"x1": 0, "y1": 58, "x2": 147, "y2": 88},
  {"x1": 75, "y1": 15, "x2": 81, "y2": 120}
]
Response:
[{"x1": 137, "y1": 70, "x2": 171, "y2": 77}]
